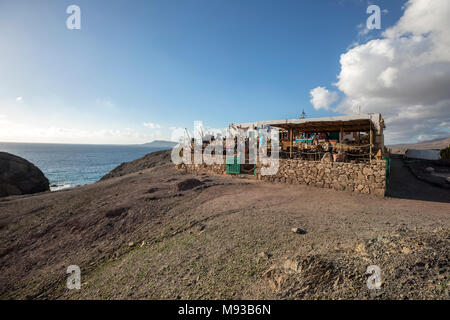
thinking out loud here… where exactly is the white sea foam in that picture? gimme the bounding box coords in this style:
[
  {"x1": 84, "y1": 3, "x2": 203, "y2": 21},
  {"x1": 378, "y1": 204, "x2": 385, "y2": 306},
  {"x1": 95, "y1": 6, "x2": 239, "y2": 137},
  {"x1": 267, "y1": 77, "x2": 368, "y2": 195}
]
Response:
[{"x1": 50, "y1": 184, "x2": 73, "y2": 191}]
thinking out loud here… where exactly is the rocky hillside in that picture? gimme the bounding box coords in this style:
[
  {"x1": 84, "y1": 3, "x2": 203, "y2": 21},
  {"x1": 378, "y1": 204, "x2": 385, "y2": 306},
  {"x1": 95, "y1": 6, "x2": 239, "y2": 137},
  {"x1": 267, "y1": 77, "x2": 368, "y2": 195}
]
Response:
[
  {"x1": 100, "y1": 150, "x2": 172, "y2": 180},
  {"x1": 0, "y1": 150, "x2": 448, "y2": 300},
  {"x1": 389, "y1": 137, "x2": 450, "y2": 151}
]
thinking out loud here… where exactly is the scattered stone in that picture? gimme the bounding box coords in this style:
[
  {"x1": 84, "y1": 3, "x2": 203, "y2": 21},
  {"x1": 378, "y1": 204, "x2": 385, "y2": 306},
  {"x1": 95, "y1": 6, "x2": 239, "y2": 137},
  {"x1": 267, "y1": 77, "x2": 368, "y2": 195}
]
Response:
[
  {"x1": 258, "y1": 252, "x2": 272, "y2": 259},
  {"x1": 355, "y1": 243, "x2": 368, "y2": 255},
  {"x1": 425, "y1": 167, "x2": 435, "y2": 173},
  {"x1": 402, "y1": 247, "x2": 412, "y2": 254},
  {"x1": 140, "y1": 241, "x2": 146, "y2": 247},
  {"x1": 291, "y1": 228, "x2": 307, "y2": 235},
  {"x1": 284, "y1": 259, "x2": 302, "y2": 273},
  {"x1": 128, "y1": 242, "x2": 135, "y2": 247}
]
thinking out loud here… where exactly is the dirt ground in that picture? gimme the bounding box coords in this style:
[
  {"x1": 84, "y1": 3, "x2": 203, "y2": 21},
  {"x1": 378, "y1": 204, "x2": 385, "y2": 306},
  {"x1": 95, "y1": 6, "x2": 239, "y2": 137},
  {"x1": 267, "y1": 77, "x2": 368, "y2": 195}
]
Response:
[{"x1": 0, "y1": 152, "x2": 449, "y2": 300}]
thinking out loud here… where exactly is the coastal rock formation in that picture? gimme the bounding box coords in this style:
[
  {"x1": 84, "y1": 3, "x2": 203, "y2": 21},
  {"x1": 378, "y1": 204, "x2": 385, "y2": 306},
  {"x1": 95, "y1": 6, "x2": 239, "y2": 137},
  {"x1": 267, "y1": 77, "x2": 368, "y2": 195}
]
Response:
[
  {"x1": 0, "y1": 152, "x2": 50, "y2": 197},
  {"x1": 100, "y1": 150, "x2": 172, "y2": 180}
]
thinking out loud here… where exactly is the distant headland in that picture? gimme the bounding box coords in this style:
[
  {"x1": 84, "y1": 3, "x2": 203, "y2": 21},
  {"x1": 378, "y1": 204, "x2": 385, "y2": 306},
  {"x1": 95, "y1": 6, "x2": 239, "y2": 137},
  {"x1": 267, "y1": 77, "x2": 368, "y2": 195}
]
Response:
[{"x1": 141, "y1": 140, "x2": 177, "y2": 148}]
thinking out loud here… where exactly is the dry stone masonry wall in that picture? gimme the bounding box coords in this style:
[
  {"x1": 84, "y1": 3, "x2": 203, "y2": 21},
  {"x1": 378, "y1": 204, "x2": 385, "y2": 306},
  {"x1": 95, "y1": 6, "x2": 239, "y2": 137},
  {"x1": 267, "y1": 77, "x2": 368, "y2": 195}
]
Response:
[
  {"x1": 177, "y1": 156, "x2": 227, "y2": 175},
  {"x1": 177, "y1": 157, "x2": 386, "y2": 197},
  {"x1": 256, "y1": 159, "x2": 386, "y2": 197}
]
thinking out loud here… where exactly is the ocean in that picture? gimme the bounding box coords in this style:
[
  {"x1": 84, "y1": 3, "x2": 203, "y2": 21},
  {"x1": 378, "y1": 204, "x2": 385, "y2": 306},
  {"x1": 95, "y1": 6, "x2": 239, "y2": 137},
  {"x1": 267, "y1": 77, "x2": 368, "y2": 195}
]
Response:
[{"x1": 0, "y1": 142, "x2": 168, "y2": 190}]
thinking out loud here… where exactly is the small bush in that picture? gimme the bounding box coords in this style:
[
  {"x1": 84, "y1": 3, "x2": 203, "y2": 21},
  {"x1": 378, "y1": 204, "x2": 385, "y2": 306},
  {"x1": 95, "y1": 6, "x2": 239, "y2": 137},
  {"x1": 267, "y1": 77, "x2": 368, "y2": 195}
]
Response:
[{"x1": 440, "y1": 145, "x2": 450, "y2": 160}]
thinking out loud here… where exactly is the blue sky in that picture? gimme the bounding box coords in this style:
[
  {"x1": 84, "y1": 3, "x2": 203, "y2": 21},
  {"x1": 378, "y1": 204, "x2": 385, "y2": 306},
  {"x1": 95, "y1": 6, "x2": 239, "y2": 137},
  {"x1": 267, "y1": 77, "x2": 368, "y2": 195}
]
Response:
[{"x1": 2, "y1": 0, "x2": 449, "y2": 144}]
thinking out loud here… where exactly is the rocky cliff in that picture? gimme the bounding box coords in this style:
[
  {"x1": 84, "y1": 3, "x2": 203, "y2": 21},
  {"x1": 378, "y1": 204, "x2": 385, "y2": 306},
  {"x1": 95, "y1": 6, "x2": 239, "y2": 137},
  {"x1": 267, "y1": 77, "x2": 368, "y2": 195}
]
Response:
[{"x1": 0, "y1": 152, "x2": 50, "y2": 197}]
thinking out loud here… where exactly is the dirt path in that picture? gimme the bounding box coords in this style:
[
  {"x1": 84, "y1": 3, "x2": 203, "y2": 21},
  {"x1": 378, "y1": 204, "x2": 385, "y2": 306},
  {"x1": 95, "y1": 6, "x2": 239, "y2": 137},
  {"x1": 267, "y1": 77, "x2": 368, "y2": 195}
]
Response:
[{"x1": 387, "y1": 156, "x2": 450, "y2": 203}]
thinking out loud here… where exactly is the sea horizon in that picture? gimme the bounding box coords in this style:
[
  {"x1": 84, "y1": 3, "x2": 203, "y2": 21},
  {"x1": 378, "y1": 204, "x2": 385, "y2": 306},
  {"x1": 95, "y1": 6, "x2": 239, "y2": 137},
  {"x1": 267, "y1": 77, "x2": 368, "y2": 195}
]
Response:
[
  {"x1": 0, "y1": 141, "x2": 173, "y2": 146},
  {"x1": 0, "y1": 142, "x2": 170, "y2": 190}
]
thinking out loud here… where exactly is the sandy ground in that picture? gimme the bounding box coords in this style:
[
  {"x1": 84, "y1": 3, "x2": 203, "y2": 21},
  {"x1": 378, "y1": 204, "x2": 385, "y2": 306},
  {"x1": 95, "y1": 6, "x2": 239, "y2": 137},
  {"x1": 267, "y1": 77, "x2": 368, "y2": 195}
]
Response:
[{"x1": 0, "y1": 152, "x2": 449, "y2": 300}]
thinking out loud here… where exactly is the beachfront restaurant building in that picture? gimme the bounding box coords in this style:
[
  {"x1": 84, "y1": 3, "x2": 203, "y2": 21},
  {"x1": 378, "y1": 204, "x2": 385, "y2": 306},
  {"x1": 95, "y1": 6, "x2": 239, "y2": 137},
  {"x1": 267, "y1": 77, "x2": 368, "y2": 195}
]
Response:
[
  {"x1": 178, "y1": 113, "x2": 388, "y2": 197},
  {"x1": 231, "y1": 113, "x2": 385, "y2": 162}
]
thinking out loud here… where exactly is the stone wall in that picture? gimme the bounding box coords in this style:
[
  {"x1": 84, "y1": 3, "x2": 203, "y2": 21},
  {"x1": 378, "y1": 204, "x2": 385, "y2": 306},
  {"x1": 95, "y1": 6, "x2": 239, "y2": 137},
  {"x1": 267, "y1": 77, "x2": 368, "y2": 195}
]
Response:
[
  {"x1": 177, "y1": 157, "x2": 387, "y2": 197},
  {"x1": 177, "y1": 156, "x2": 227, "y2": 175},
  {"x1": 256, "y1": 159, "x2": 386, "y2": 196}
]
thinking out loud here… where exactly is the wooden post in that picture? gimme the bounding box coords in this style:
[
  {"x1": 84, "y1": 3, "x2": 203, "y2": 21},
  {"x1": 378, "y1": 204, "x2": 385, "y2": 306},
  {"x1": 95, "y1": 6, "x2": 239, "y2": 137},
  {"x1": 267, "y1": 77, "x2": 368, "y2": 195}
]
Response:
[
  {"x1": 369, "y1": 129, "x2": 373, "y2": 163},
  {"x1": 340, "y1": 127, "x2": 344, "y2": 143},
  {"x1": 289, "y1": 127, "x2": 293, "y2": 159}
]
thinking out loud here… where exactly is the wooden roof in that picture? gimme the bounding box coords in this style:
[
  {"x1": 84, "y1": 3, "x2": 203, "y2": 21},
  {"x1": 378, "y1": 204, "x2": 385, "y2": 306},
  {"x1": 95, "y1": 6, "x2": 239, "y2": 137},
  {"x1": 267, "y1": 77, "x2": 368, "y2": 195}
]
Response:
[
  {"x1": 233, "y1": 114, "x2": 381, "y2": 133},
  {"x1": 272, "y1": 119, "x2": 371, "y2": 133}
]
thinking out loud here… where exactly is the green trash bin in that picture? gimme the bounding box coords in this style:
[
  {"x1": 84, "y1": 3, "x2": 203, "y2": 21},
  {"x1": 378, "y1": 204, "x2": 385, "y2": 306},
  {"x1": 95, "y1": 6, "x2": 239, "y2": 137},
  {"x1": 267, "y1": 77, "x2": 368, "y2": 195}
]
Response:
[{"x1": 226, "y1": 156, "x2": 241, "y2": 174}]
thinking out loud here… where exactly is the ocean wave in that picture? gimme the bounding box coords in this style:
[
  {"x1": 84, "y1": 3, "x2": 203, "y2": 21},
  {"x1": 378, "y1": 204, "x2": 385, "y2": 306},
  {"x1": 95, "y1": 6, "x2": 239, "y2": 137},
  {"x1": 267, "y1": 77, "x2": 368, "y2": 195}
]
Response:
[{"x1": 50, "y1": 183, "x2": 73, "y2": 191}]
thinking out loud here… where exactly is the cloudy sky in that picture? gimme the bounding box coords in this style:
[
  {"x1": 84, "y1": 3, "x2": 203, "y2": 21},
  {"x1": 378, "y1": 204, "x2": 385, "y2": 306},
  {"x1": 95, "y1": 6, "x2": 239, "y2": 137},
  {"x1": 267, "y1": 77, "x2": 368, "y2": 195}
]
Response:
[
  {"x1": 315, "y1": 0, "x2": 450, "y2": 144},
  {"x1": 0, "y1": 0, "x2": 448, "y2": 144}
]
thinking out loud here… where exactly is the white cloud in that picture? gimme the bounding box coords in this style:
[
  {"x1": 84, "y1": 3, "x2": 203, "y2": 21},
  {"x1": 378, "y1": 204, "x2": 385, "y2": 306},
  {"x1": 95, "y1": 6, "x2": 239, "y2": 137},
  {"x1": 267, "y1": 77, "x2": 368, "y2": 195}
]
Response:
[
  {"x1": 16, "y1": 96, "x2": 23, "y2": 102},
  {"x1": 0, "y1": 96, "x2": 181, "y2": 144},
  {"x1": 309, "y1": 86, "x2": 339, "y2": 110},
  {"x1": 356, "y1": 23, "x2": 370, "y2": 38},
  {"x1": 143, "y1": 122, "x2": 161, "y2": 129},
  {"x1": 378, "y1": 67, "x2": 398, "y2": 88},
  {"x1": 330, "y1": 0, "x2": 450, "y2": 144},
  {"x1": 0, "y1": 119, "x2": 181, "y2": 144}
]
